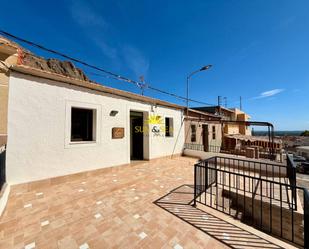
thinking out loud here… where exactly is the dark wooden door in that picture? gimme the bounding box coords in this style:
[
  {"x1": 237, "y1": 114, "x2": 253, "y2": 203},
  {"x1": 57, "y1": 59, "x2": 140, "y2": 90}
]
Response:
[
  {"x1": 130, "y1": 112, "x2": 144, "y2": 160},
  {"x1": 202, "y1": 124, "x2": 209, "y2": 152}
]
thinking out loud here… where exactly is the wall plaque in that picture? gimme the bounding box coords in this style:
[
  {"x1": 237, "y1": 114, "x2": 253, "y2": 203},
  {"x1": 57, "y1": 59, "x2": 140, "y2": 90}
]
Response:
[{"x1": 112, "y1": 127, "x2": 124, "y2": 139}]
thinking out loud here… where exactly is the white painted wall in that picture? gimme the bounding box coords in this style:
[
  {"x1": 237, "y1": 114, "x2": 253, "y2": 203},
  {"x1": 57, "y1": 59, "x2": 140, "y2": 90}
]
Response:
[{"x1": 6, "y1": 72, "x2": 184, "y2": 184}]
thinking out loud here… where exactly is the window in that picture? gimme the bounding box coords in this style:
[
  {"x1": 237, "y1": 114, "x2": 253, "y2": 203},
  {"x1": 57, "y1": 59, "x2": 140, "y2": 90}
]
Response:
[
  {"x1": 212, "y1": 126, "x2": 216, "y2": 140},
  {"x1": 71, "y1": 107, "x2": 96, "y2": 142},
  {"x1": 191, "y1": 125, "x2": 196, "y2": 142},
  {"x1": 165, "y1": 117, "x2": 173, "y2": 137}
]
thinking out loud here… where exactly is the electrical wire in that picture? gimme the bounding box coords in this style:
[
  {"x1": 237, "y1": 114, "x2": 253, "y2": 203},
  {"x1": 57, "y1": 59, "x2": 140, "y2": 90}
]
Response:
[
  {"x1": 0, "y1": 29, "x2": 215, "y2": 106},
  {"x1": 86, "y1": 70, "x2": 211, "y2": 105},
  {"x1": 0, "y1": 60, "x2": 9, "y2": 70}
]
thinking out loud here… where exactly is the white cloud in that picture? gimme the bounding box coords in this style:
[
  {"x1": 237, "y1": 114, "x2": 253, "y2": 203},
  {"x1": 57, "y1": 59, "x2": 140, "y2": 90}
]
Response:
[
  {"x1": 92, "y1": 37, "x2": 118, "y2": 60},
  {"x1": 70, "y1": 1, "x2": 107, "y2": 29},
  {"x1": 69, "y1": 0, "x2": 117, "y2": 61},
  {"x1": 68, "y1": 1, "x2": 149, "y2": 81},
  {"x1": 252, "y1": 89, "x2": 285, "y2": 99},
  {"x1": 122, "y1": 45, "x2": 149, "y2": 78}
]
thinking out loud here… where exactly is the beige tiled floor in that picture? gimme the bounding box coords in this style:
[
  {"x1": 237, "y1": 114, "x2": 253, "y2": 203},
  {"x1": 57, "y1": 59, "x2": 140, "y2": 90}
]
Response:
[{"x1": 0, "y1": 157, "x2": 296, "y2": 249}]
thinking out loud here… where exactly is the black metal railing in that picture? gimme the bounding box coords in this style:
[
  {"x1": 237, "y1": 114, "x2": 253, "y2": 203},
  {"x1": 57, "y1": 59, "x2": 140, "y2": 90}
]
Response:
[
  {"x1": 184, "y1": 143, "x2": 204, "y2": 151},
  {"x1": 208, "y1": 145, "x2": 221, "y2": 153},
  {"x1": 194, "y1": 156, "x2": 292, "y2": 207},
  {"x1": 184, "y1": 143, "x2": 221, "y2": 153},
  {"x1": 193, "y1": 156, "x2": 308, "y2": 247},
  {"x1": 0, "y1": 145, "x2": 6, "y2": 191},
  {"x1": 203, "y1": 156, "x2": 288, "y2": 182}
]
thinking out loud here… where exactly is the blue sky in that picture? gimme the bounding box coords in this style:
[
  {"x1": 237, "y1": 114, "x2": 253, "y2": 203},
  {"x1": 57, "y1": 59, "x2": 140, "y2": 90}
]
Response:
[{"x1": 1, "y1": 0, "x2": 309, "y2": 130}]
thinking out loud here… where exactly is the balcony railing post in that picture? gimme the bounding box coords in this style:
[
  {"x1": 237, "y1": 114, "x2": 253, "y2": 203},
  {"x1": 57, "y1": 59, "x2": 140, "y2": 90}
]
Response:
[
  {"x1": 205, "y1": 161, "x2": 208, "y2": 188},
  {"x1": 215, "y1": 157, "x2": 218, "y2": 186},
  {"x1": 193, "y1": 164, "x2": 197, "y2": 207},
  {"x1": 287, "y1": 154, "x2": 297, "y2": 210},
  {"x1": 304, "y1": 189, "x2": 309, "y2": 249}
]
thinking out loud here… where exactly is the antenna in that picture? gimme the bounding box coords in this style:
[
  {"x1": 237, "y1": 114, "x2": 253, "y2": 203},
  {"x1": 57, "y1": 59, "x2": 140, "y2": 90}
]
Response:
[
  {"x1": 139, "y1": 75, "x2": 146, "y2": 95},
  {"x1": 223, "y1": 97, "x2": 227, "y2": 107},
  {"x1": 240, "y1": 96, "x2": 242, "y2": 110},
  {"x1": 218, "y1": 96, "x2": 222, "y2": 106}
]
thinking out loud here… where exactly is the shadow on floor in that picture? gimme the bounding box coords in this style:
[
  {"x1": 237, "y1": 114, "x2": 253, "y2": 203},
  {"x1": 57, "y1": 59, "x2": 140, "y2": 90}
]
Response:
[{"x1": 154, "y1": 184, "x2": 284, "y2": 249}]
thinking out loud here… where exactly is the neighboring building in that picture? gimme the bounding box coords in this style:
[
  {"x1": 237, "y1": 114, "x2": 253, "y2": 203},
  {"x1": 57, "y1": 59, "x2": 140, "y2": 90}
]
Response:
[
  {"x1": 193, "y1": 105, "x2": 232, "y2": 120},
  {"x1": 184, "y1": 109, "x2": 222, "y2": 152},
  {"x1": 228, "y1": 108, "x2": 252, "y2": 136},
  {"x1": 0, "y1": 37, "x2": 185, "y2": 186},
  {"x1": 193, "y1": 106, "x2": 251, "y2": 135},
  {"x1": 295, "y1": 146, "x2": 309, "y2": 160},
  {"x1": 192, "y1": 105, "x2": 283, "y2": 160}
]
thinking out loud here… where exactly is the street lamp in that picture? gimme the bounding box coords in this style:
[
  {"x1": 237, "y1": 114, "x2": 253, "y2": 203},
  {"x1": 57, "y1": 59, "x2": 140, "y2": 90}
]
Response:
[{"x1": 186, "y1": 65, "x2": 212, "y2": 116}]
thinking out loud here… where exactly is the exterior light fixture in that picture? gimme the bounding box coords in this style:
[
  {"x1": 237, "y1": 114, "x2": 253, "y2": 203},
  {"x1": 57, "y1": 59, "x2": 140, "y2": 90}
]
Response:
[
  {"x1": 199, "y1": 65, "x2": 212, "y2": 71},
  {"x1": 151, "y1": 103, "x2": 158, "y2": 112},
  {"x1": 110, "y1": 110, "x2": 119, "y2": 116}
]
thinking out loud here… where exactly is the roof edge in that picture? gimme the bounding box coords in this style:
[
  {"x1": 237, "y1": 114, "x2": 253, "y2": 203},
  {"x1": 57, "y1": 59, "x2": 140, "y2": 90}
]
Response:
[
  {"x1": 10, "y1": 64, "x2": 185, "y2": 110},
  {"x1": 187, "y1": 108, "x2": 221, "y2": 118}
]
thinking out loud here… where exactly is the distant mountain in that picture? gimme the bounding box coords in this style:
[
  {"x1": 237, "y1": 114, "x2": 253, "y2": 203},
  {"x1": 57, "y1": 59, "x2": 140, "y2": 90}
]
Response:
[{"x1": 253, "y1": 131, "x2": 304, "y2": 136}]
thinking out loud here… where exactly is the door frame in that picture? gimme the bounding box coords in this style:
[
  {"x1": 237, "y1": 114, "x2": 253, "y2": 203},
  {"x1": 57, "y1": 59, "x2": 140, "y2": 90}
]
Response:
[{"x1": 129, "y1": 110, "x2": 150, "y2": 161}]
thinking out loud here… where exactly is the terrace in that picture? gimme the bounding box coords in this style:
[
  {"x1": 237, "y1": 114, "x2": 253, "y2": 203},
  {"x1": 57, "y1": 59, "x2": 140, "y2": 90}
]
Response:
[{"x1": 0, "y1": 155, "x2": 302, "y2": 249}]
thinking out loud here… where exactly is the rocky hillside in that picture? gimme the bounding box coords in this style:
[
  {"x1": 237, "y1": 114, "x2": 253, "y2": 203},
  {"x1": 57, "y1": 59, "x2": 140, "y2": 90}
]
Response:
[
  {"x1": 0, "y1": 35, "x2": 90, "y2": 81},
  {"x1": 23, "y1": 53, "x2": 90, "y2": 81}
]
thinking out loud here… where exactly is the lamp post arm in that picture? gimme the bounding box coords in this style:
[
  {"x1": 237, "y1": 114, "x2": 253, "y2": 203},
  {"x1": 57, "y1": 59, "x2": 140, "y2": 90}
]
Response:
[
  {"x1": 186, "y1": 65, "x2": 212, "y2": 117},
  {"x1": 188, "y1": 70, "x2": 200, "y2": 79},
  {"x1": 186, "y1": 76, "x2": 189, "y2": 116},
  {"x1": 186, "y1": 70, "x2": 201, "y2": 116}
]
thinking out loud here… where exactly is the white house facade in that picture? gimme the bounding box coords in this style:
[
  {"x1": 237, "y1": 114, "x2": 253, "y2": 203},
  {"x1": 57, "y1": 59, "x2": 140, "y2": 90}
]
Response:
[{"x1": 5, "y1": 71, "x2": 185, "y2": 184}]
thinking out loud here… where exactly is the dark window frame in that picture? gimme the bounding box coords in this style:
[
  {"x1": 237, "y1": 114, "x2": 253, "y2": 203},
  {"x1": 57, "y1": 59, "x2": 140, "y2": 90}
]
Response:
[
  {"x1": 71, "y1": 107, "x2": 95, "y2": 142},
  {"x1": 212, "y1": 126, "x2": 216, "y2": 140},
  {"x1": 165, "y1": 117, "x2": 173, "y2": 137},
  {"x1": 191, "y1": 124, "x2": 197, "y2": 142}
]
